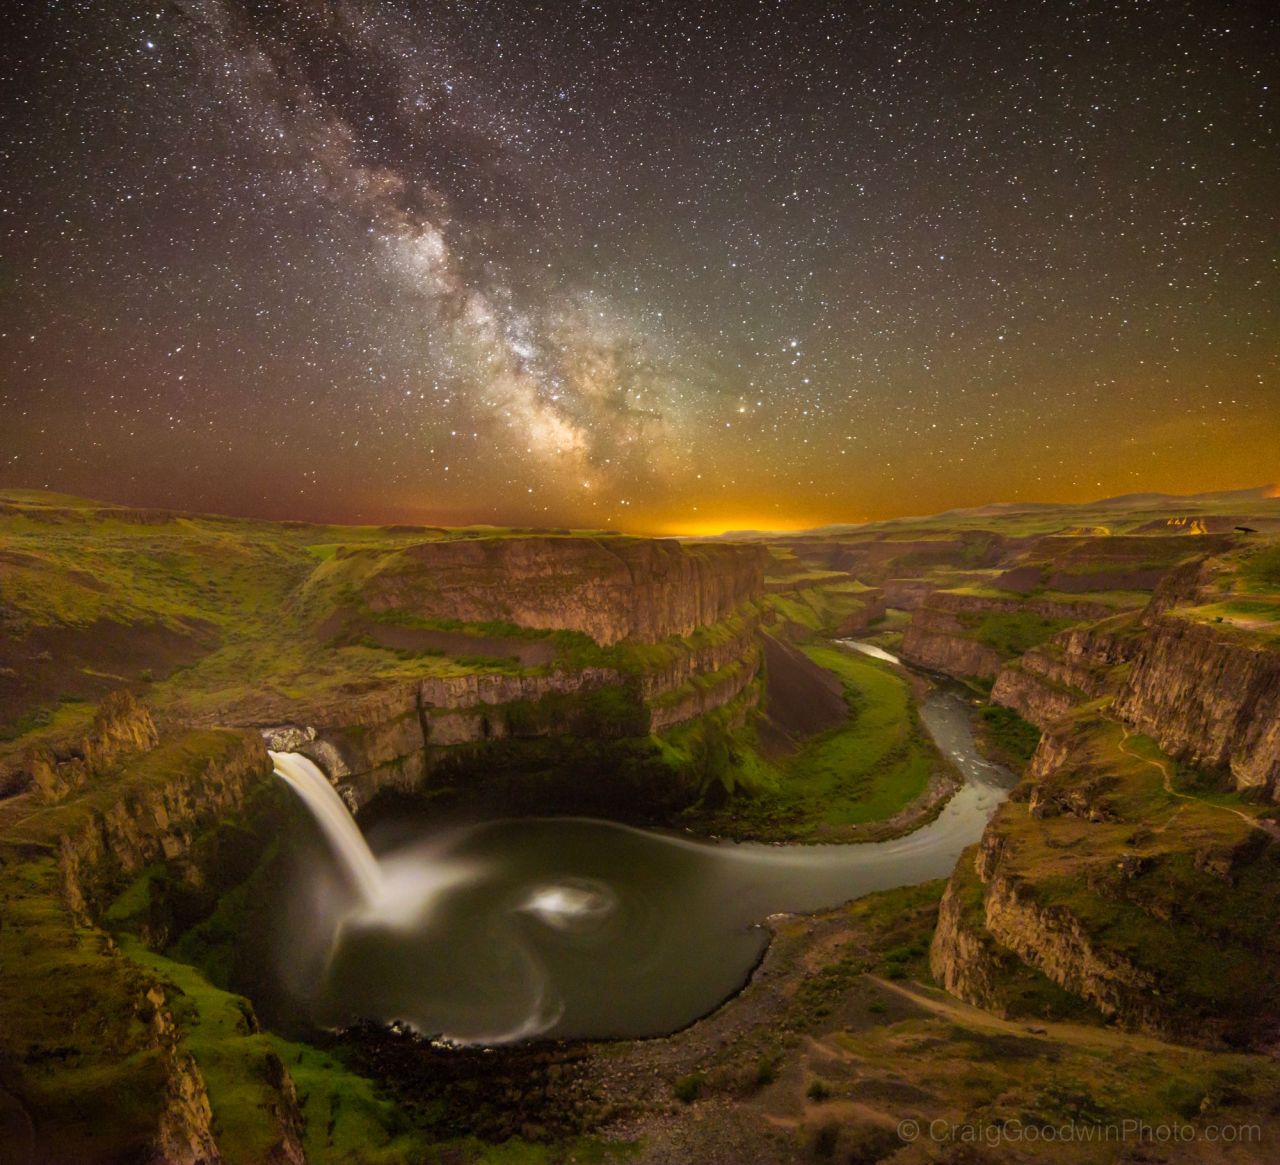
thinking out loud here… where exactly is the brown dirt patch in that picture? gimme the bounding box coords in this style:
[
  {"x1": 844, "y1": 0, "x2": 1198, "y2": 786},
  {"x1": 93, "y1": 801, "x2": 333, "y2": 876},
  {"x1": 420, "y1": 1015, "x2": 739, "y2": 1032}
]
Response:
[{"x1": 758, "y1": 633, "x2": 846, "y2": 755}]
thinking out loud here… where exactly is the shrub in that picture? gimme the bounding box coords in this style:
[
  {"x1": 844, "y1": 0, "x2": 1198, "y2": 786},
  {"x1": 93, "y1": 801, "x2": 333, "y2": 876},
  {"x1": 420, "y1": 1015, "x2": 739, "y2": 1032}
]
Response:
[
  {"x1": 754, "y1": 1056, "x2": 780, "y2": 1087},
  {"x1": 812, "y1": 1119, "x2": 840, "y2": 1158},
  {"x1": 806, "y1": 1077, "x2": 832, "y2": 1102},
  {"x1": 673, "y1": 1073, "x2": 703, "y2": 1104},
  {"x1": 1242, "y1": 545, "x2": 1280, "y2": 589}
]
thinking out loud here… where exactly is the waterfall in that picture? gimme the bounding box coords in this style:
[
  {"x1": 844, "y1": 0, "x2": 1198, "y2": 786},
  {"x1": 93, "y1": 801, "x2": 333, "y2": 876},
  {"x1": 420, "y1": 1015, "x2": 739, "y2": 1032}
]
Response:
[{"x1": 270, "y1": 751, "x2": 384, "y2": 905}]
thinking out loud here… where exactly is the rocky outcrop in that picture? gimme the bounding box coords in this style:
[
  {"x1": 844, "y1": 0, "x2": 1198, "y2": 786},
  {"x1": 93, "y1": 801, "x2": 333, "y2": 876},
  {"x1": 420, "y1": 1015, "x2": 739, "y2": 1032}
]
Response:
[
  {"x1": 1, "y1": 697, "x2": 299, "y2": 1165},
  {"x1": 991, "y1": 616, "x2": 1141, "y2": 730},
  {"x1": 144, "y1": 986, "x2": 222, "y2": 1165},
  {"x1": 352, "y1": 536, "x2": 767, "y2": 646},
  {"x1": 933, "y1": 805, "x2": 1180, "y2": 1038},
  {"x1": 1114, "y1": 615, "x2": 1280, "y2": 799},
  {"x1": 933, "y1": 706, "x2": 1280, "y2": 1047},
  {"x1": 901, "y1": 591, "x2": 1120, "y2": 682},
  {"x1": 56, "y1": 727, "x2": 272, "y2": 920},
  {"x1": 989, "y1": 661, "x2": 1078, "y2": 730},
  {"x1": 901, "y1": 609, "x2": 1003, "y2": 679},
  {"x1": 974, "y1": 844, "x2": 1166, "y2": 1026},
  {"x1": 930, "y1": 861, "x2": 1016, "y2": 1011},
  {"x1": 26, "y1": 690, "x2": 160, "y2": 803}
]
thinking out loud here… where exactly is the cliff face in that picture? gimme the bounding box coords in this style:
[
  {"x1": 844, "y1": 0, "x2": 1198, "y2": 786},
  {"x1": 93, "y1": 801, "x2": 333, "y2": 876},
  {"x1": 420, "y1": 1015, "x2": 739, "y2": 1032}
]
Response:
[
  {"x1": 900, "y1": 591, "x2": 1118, "y2": 682},
  {"x1": 931, "y1": 712, "x2": 1280, "y2": 1048},
  {"x1": 991, "y1": 618, "x2": 1141, "y2": 730},
  {"x1": 901, "y1": 609, "x2": 1004, "y2": 680},
  {"x1": 356, "y1": 536, "x2": 767, "y2": 646},
  {"x1": 0, "y1": 698, "x2": 303, "y2": 1164},
  {"x1": 1114, "y1": 615, "x2": 1280, "y2": 798},
  {"x1": 57, "y1": 728, "x2": 272, "y2": 920},
  {"x1": 648, "y1": 644, "x2": 761, "y2": 734},
  {"x1": 278, "y1": 627, "x2": 766, "y2": 804},
  {"x1": 26, "y1": 689, "x2": 160, "y2": 802},
  {"x1": 268, "y1": 562, "x2": 768, "y2": 802}
]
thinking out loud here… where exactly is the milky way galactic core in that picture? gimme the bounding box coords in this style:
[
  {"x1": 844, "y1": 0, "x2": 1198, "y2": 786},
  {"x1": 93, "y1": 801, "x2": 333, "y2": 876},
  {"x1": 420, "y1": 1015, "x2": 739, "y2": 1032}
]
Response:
[{"x1": 3, "y1": 1, "x2": 1276, "y2": 530}]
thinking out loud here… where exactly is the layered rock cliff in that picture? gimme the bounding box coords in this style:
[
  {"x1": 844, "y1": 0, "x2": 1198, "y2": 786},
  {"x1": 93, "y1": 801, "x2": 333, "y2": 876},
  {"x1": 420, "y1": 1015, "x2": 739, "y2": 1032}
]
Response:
[
  {"x1": 1114, "y1": 615, "x2": 1280, "y2": 798},
  {"x1": 269, "y1": 544, "x2": 770, "y2": 803},
  {"x1": 274, "y1": 624, "x2": 766, "y2": 805},
  {"x1": 56, "y1": 727, "x2": 272, "y2": 920},
  {"x1": 901, "y1": 607, "x2": 1005, "y2": 680},
  {"x1": 0, "y1": 697, "x2": 304, "y2": 1164},
  {"x1": 347, "y1": 536, "x2": 767, "y2": 646},
  {"x1": 931, "y1": 712, "x2": 1280, "y2": 1048},
  {"x1": 900, "y1": 590, "x2": 1119, "y2": 682}
]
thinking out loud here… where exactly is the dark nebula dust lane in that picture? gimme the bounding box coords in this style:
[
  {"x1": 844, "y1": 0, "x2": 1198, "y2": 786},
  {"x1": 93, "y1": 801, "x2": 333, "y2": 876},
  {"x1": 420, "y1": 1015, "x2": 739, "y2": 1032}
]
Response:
[{"x1": 2, "y1": 1, "x2": 1277, "y2": 530}]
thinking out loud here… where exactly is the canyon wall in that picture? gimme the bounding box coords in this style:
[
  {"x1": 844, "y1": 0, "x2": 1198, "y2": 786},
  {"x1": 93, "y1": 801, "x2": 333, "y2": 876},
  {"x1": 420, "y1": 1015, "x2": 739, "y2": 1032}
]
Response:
[
  {"x1": 56, "y1": 727, "x2": 272, "y2": 920},
  {"x1": 354, "y1": 536, "x2": 767, "y2": 646},
  {"x1": 932, "y1": 834, "x2": 1169, "y2": 1030},
  {"x1": 932, "y1": 711, "x2": 1280, "y2": 1048},
  {"x1": 1113, "y1": 615, "x2": 1280, "y2": 799},
  {"x1": 1, "y1": 697, "x2": 304, "y2": 1164},
  {"x1": 900, "y1": 591, "x2": 1119, "y2": 682},
  {"x1": 282, "y1": 624, "x2": 765, "y2": 805},
  {"x1": 276, "y1": 542, "x2": 770, "y2": 802},
  {"x1": 900, "y1": 607, "x2": 1005, "y2": 680},
  {"x1": 991, "y1": 618, "x2": 1141, "y2": 730}
]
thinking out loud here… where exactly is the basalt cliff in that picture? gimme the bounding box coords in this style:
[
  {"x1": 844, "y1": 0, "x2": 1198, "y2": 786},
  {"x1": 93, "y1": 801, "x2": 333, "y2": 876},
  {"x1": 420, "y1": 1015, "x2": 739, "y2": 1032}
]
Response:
[
  {"x1": 930, "y1": 548, "x2": 1280, "y2": 1048},
  {"x1": 350, "y1": 535, "x2": 765, "y2": 646}
]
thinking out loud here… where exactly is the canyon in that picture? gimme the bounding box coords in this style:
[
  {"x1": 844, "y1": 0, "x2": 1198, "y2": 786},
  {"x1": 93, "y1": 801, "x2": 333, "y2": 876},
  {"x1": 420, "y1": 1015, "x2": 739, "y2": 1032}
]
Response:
[{"x1": 2, "y1": 486, "x2": 1280, "y2": 1163}]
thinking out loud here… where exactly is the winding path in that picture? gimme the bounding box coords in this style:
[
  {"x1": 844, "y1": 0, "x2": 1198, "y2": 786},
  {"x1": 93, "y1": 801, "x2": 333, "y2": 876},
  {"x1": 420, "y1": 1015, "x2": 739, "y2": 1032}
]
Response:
[{"x1": 1105, "y1": 713, "x2": 1280, "y2": 840}]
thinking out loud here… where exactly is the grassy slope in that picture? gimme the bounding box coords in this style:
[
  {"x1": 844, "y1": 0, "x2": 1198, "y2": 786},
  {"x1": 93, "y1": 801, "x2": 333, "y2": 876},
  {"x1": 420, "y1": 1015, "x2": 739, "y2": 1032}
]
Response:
[
  {"x1": 986, "y1": 714, "x2": 1280, "y2": 1038},
  {"x1": 118, "y1": 935, "x2": 430, "y2": 1165},
  {"x1": 676, "y1": 645, "x2": 939, "y2": 840},
  {"x1": 0, "y1": 853, "x2": 175, "y2": 1160},
  {"x1": 0, "y1": 723, "x2": 434, "y2": 1164},
  {"x1": 579, "y1": 881, "x2": 1280, "y2": 1164}
]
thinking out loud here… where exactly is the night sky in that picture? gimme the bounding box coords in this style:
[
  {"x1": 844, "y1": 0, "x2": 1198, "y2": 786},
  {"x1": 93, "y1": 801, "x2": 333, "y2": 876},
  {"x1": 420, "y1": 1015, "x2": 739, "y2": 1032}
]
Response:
[{"x1": 2, "y1": 1, "x2": 1277, "y2": 533}]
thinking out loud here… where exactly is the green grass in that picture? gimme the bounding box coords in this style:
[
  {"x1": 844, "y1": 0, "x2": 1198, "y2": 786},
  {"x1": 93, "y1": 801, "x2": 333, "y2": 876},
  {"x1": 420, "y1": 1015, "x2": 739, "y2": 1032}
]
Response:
[
  {"x1": 790, "y1": 645, "x2": 934, "y2": 825},
  {"x1": 969, "y1": 717, "x2": 1280, "y2": 1042},
  {"x1": 977, "y1": 703, "x2": 1042, "y2": 766},
  {"x1": 0, "y1": 855, "x2": 175, "y2": 1160},
  {"x1": 119, "y1": 935, "x2": 431, "y2": 1164},
  {"x1": 1241, "y1": 543, "x2": 1280, "y2": 589},
  {"x1": 686, "y1": 645, "x2": 940, "y2": 839},
  {"x1": 764, "y1": 582, "x2": 869, "y2": 637},
  {"x1": 969, "y1": 611, "x2": 1077, "y2": 656}
]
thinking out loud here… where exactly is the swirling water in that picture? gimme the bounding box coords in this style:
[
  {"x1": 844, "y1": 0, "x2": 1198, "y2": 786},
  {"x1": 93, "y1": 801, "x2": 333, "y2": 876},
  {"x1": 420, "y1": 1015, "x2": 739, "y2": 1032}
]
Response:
[{"x1": 274, "y1": 672, "x2": 1012, "y2": 1044}]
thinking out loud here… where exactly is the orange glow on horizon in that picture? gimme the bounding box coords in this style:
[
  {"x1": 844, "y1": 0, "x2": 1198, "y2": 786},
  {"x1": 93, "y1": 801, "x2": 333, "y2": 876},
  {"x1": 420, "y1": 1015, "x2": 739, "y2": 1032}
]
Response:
[{"x1": 651, "y1": 515, "x2": 845, "y2": 538}]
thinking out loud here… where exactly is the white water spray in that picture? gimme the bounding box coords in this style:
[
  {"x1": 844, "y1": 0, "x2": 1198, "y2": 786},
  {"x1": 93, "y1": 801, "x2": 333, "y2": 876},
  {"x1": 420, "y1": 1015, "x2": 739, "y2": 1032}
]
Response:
[{"x1": 270, "y1": 751, "x2": 384, "y2": 905}]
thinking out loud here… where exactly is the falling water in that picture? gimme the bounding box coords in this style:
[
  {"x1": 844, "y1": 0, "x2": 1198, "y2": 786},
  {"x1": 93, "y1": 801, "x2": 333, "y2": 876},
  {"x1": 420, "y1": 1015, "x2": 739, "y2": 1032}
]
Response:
[
  {"x1": 270, "y1": 751, "x2": 384, "y2": 905},
  {"x1": 264, "y1": 689, "x2": 1014, "y2": 1043}
]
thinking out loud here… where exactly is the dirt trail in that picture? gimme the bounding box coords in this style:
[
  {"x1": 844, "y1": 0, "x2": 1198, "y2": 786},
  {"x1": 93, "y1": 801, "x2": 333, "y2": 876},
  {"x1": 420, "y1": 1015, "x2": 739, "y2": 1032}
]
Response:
[
  {"x1": 866, "y1": 975, "x2": 1181, "y2": 1054},
  {"x1": 1105, "y1": 714, "x2": 1280, "y2": 839}
]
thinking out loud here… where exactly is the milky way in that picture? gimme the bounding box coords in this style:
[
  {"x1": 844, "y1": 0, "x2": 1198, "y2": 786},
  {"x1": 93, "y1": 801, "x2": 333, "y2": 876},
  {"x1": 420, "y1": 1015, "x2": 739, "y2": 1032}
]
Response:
[{"x1": 2, "y1": 1, "x2": 1277, "y2": 531}]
